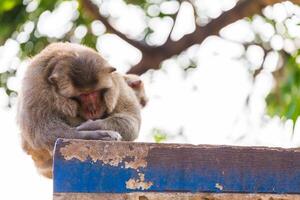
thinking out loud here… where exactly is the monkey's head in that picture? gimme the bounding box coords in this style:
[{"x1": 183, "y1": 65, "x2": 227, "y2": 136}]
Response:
[
  {"x1": 124, "y1": 74, "x2": 148, "y2": 108},
  {"x1": 47, "y1": 46, "x2": 116, "y2": 120}
]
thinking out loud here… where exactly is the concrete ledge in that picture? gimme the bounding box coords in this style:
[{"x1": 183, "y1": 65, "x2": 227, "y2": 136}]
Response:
[{"x1": 53, "y1": 139, "x2": 300, "y2": 198}]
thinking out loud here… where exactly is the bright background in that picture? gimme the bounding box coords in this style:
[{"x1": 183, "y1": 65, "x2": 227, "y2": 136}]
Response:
[{"x1": 1, "y1": 0, "x2": 300, "y2": 199}]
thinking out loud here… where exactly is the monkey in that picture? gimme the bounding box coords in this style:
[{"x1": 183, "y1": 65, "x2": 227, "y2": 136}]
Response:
[
  {"x1": 124, "y1": 74, "x2": 148, "y2": 108},
  {"x1": 17, "y1": 42, "x2": 141, "y2": 178}
]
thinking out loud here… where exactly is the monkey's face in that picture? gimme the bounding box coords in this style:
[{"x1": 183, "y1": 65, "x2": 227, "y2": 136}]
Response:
[{"x1": 48, "y1": 55, "x2": 116, "y2": 120}]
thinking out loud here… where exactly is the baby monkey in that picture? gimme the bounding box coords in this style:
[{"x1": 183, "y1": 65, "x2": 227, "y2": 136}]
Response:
[
  {"x1": 124, "y1": 74, "x2": 148, "y2": 108},
  {"x1": 18, "y1": 42, "x2": 141, "y2": 178}
]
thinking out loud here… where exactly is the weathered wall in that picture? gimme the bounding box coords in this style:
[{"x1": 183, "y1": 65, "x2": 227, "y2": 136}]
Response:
[{"x1": 53, "y1": 139, "x2": 300, "y2": 199}]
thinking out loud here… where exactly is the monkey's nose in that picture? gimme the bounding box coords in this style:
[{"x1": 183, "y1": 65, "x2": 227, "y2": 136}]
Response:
[
  {"x1": 87, "y1": 104, "x2": 96, "y2": 113},
  {"x1": 86, "y1": 103, "x2": 101, "y2": 119}
]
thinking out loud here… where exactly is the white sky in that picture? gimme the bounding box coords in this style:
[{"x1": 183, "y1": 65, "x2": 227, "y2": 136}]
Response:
[{"x1": 1, "y1": 0, "x2": 300, "y2": 199}]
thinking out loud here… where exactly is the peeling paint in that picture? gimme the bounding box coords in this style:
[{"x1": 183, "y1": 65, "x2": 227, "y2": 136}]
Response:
[
  {"x1": 126, "y1": 173, "x2": 153, "y2": 190},
  {"x1": 59, "y1": 141, "x2": 150, "y2": 170},
  {"x1": 215, "y1": 183, "x2": 223, "y2": 191},
  {"x1": 55, "y1": 139, "x2": 300, "y2": 195},
  {"x1": 124, "y1": 159, "x2": 147, "y2": 169}
]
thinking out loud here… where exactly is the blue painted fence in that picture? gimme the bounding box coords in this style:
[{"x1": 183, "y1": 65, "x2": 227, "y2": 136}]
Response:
[{"x1": 53, "y1": 138, "x2": 300, "y2": 196}]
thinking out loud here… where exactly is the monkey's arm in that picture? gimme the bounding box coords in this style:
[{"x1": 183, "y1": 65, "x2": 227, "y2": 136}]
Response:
[
  {"x1": 30, "y1": 117, "x2": 121, "y2": 150},
  {"x1": 76, "y1": 112, "x2": 140, "y2": 141}
]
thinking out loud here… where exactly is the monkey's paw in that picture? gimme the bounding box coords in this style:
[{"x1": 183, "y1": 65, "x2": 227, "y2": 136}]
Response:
[
  {"x1": 99, "y1": 130, "x2": 122, "y2": 141},
  {"x1": 77, "y1": 130, "x2": 122, "y2": 141}
]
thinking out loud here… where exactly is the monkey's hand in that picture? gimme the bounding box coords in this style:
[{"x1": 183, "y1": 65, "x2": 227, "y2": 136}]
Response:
[
  {"x1": 76, "y1": 120, "x2": 122, "y2": 141},
  {"x1": 76, "y1": 129, "x2": 122, "y2": 141}
]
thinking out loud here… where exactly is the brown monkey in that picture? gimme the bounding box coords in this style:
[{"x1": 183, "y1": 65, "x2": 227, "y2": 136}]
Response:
[
  {"x1": 124, "y1": 74, "x2": 148, "y2": 108},
  {"x1": 17, "y1": 42, "x2": 141, "y2": 178}
]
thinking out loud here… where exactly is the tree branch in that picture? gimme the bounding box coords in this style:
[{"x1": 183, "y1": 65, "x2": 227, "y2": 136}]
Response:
[
  {"x1": 81, "y1": 0, "x2": 300, "y2": 75},
  {"x1": 80, "y1": 0, "x2": 149, "y2": 51},
  {"x1": 128, "y1": 0, "x2": 300, "y2": 75}
]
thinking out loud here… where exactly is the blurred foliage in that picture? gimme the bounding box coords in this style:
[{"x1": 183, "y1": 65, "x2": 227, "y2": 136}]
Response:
[
  {"x1": 266, "y1": 53, "x2": 300, "y2": 123},
  {"x1": 152, "y1": 128, "x2": 167, "y2": 143},
  {"x1": 125, "y1": 0, "x2": 147, "y2": 6},
  {"x1": 0, "y1": 0, "x2": 21, "y2": 12},
  {"x1": 0, "y1": 0, "x2": 25, "y2": 44}
]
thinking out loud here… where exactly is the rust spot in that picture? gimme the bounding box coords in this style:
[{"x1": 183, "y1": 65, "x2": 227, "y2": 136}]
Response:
[
  {"x1": 126, "y1": 173, "x2": 153, "y2": 190},
  {"x1": 139, "y1": 196, "x2": 149, "y2": 200},
  {"x1": 59, "y1": 141, "x2": 150, "y2": 170}
]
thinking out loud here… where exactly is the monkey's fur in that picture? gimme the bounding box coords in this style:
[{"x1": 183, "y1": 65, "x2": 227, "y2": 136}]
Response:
[
  {"x1": 124, "y1": 74, "x2": 148, "y2": 108},
  {"x1": 17, "y1": 42, "x2": 141, "y2": 178}
]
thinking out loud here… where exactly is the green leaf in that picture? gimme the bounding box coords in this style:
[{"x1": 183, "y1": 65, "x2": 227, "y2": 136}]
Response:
[
  {"x1": 0, "y1": 0, "x2": 22, "y2": 12},
  {"x1": 152, "y1": 128, "x2": 167, "y2": 143}
]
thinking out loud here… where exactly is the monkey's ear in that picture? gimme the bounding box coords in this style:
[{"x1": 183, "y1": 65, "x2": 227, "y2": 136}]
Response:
[
  {"x1": 128, "y1": 80, "x2": 142, "y2": 88},
  {"x1": 46, "y1": 55, "x2": 61, "y2": 84},
  {"x1": 48, "y1": 73, "x2": 59, "y2": 84}
]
